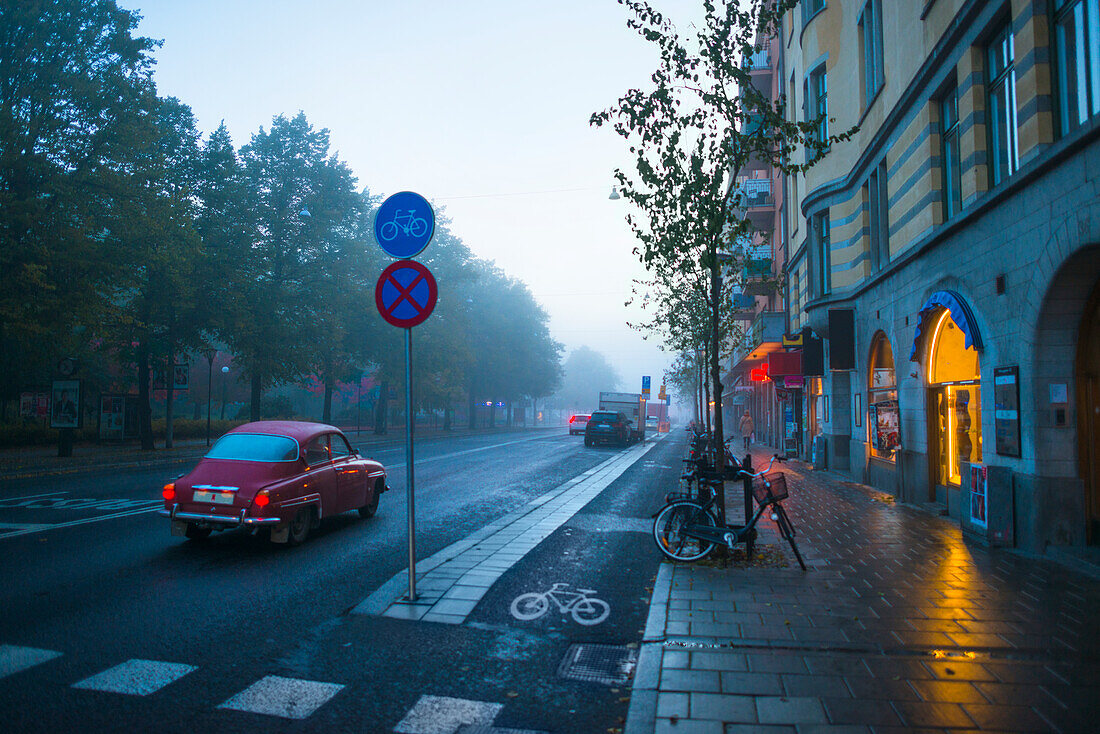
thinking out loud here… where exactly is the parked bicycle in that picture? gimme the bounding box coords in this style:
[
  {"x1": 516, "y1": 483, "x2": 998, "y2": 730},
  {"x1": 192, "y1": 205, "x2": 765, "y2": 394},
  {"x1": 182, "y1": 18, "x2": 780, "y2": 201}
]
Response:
[
  {"x1": 652, "y1": 454, "x2": 807, "y2": 570},
  {"x1": 378, "y1": 208, "x2": 430, "y2": 241},
  {"x1": 510, "y1": 583, "x2": 611, "y2": 625}
]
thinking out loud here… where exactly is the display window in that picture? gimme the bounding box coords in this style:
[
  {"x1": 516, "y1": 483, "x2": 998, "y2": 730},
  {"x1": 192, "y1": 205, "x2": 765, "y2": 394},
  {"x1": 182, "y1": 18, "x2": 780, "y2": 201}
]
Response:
[
  {"x1": 868, "y1": 332, "x2": 899, "y2": 460},
  {"x1": 926, "y1": 308, "x2": 982, "y2": 486}
]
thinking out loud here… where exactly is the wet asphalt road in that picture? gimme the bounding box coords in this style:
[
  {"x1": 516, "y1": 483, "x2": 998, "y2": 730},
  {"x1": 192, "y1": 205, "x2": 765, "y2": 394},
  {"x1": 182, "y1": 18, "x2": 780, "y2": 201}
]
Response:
[{"x1": 0, "y1": 427, "x2": 684, "y2": 733}]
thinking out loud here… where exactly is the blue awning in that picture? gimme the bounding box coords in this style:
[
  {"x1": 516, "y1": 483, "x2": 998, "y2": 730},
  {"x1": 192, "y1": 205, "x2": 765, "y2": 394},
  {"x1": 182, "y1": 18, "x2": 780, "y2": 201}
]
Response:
[{"x1": 909, "y1": 290, "x2": 983, "y2": 362}]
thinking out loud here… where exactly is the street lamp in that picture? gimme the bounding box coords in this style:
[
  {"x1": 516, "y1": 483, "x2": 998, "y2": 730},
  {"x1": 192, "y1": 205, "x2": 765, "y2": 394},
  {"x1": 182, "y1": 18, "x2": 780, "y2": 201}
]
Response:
[
  {"x1": 203, "y1": 348, "x2": 217, "y2": 446},
  {"x1": 220, "y1": 365, "x2": 230, "y2": 420}
]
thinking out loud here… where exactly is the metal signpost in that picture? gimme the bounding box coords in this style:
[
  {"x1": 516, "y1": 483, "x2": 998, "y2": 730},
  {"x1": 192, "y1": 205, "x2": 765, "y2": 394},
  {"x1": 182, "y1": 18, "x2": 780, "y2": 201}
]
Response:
[{"x1": 375, "y1": 193, "x2": 437, "y2": 603}]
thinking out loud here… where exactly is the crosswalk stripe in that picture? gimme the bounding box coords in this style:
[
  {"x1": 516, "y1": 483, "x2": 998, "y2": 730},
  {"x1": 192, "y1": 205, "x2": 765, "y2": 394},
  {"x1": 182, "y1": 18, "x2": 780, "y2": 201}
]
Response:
[
  {"x1": 72, "y1": 658, "x2": 197, "y2": 696},
  {"x1": 217, "y1": 674, "x2": 344, "y2": 720},
  {"x1": 0, "y1": 644, "x2": 62, "y2": 679},
  {"x1": 394, "y1": 695, "x2": 503, "y2": 734}
]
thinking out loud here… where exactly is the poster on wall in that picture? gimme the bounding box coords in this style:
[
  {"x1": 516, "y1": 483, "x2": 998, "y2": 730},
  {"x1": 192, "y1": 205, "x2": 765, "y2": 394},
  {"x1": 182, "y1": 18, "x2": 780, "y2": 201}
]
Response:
[
  {"x1": 994, "y1": 366, "x2": 1021, "y2": 457},
  {"x1": 100, "y1": 395, "x2": 126, "y2": 440},
  {"x1": 870, "y1": 399, "x2": 900, "y2": 454},
  {"x1": 969, "y1": 464, "x2": 988, "y2": 528}
]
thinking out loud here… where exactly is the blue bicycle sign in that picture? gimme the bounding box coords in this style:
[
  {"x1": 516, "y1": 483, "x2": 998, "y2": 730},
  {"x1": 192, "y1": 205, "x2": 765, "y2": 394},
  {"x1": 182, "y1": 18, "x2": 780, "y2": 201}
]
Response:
[{"x1": 374, "y1": 191, "x2": 434, "y2": 258}]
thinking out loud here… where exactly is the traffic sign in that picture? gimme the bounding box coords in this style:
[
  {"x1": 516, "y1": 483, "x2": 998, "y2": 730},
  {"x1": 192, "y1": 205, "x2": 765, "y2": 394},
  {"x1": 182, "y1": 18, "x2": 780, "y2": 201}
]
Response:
[
  {"x1": 375, "y1": 260, "x2": 438, "y2": 328},
  {"x1": 642, "y1": 375, "x2": 651, "y2": 396},
  {"x1": 374, "y1": 191, "x2": 435, "y2": 259}
]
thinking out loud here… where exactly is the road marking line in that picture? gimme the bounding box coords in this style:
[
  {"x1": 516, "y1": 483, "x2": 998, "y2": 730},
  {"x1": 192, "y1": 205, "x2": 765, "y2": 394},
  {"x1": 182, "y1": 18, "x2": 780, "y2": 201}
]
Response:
[
  {"x1": 381, "y1": 433, "x2": 560, "y2": 470},
  {"x1": 0, "y1": 507, "x2": 160, "y2": 541},
  {"x1": 218, "y1": 675, "x2": 344, "y2": 720},
  {"x1": 357, "y1": 440, "x2": 657, "y2": 623},
  {"x1": 393, "y1": 694, "x2": 502, "y2": 734},
  {"x1": 0, "y1": 644, "x2": 62, "y2": 679},
  {"x1": 72, "y1": 659, "x2": 197, "y2": 696},
  {"x1": 0, "y1": 491, "x2": 66, "y2": 503}
]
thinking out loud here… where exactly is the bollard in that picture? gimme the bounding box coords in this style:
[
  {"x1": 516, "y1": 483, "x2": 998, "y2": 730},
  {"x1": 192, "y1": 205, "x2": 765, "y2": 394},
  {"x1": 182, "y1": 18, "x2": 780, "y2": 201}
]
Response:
[{"x1": 742, "y1": 454, "x2": 757, "y2": 557}]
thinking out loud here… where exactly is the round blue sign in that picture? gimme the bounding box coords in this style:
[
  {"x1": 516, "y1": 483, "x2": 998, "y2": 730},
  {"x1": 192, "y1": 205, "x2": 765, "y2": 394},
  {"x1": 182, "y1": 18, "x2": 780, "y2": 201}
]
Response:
[{"x1": 374, "y1": 191, "x2": 435, "y2": 259}]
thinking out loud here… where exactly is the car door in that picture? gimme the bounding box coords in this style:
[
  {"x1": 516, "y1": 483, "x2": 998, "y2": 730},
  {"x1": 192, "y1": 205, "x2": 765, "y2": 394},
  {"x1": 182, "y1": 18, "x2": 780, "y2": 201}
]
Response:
[
  {"x1": 302, "y1": 435, "x2": 338, "y2": 515},
  {"x1": 329, "y1": 432, "x2": 366, "y2": 513}
]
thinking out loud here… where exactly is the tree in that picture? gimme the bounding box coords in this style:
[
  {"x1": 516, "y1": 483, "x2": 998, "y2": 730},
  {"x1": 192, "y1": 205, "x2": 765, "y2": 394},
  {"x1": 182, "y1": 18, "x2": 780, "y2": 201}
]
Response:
[
  {"x1": 550, "y1": 347, "x2": 622, "y2": 413},
  {"x1": 0, "y1": 0, "x2": 159, "y2": 403},
  {"x1": 593, "y1": 0, "x2": 854, "y2": 521}
]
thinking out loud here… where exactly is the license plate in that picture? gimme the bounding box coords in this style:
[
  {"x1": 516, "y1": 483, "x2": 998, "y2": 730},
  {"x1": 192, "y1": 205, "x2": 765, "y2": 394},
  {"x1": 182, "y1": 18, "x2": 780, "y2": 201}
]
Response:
[{"x1": 193, "y1": 490, "x2": 234, "y2": 505}]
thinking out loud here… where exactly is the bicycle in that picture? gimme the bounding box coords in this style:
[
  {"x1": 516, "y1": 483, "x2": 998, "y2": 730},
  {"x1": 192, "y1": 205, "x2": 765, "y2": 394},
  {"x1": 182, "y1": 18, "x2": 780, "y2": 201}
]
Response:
[
  {"x1": 378, "y1": 208, "x2": 429, "y2": 241},
  {"x1": 509, "y1": 583, "x2": 611, "y2": 625},
  {"x1": 652, "y1": 454, "x2": 807, "y2": 570}
]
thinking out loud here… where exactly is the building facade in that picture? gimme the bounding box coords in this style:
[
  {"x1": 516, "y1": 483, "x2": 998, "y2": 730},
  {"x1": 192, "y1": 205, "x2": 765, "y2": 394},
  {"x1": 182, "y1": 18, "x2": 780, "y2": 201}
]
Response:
[{"x1": 777, "y1": 0, "x2": 1099, "y2": 553}]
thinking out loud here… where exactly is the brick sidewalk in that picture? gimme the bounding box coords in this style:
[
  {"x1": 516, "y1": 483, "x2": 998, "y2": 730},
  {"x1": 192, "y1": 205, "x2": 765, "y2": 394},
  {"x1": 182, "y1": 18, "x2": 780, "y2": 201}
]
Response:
[{"x1": 627, "y1": 447, "x2": 1100, "y2": 733}]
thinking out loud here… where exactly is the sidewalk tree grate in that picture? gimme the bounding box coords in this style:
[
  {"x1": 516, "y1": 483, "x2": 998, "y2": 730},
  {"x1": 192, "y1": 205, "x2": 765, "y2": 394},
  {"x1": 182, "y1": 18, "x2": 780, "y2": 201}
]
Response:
[{"x1": 557, "y1": 643, "x2": 637, "y2": 686}]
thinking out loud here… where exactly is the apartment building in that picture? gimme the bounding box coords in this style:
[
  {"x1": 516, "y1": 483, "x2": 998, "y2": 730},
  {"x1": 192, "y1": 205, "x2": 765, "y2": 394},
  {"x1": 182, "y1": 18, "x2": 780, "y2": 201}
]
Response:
[{"x1": 779, "y1": 0, "x2": 1099, "y2": 553}]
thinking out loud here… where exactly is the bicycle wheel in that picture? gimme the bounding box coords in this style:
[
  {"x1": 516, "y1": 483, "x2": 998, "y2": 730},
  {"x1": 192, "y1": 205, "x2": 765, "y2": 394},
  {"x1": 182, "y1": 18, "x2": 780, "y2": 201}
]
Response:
[
  {"x1": 652, "y1": 501, "x2": 718, "y2": 562},
  {"x1": 571, "y1": 597, "x2": 610, "y2": 625},
  {"x1": 410, "y1": 218, "x2": 429, "y2": 237},
  {"x1": 774, "y1": 505, "x2": 807, "y2": 571},
  {"x1": 510, "y1": 592, "x2": 549, "y2": 620},
  {"x1": 379, "y1": 221, "x2": 398, "y2": 241}
]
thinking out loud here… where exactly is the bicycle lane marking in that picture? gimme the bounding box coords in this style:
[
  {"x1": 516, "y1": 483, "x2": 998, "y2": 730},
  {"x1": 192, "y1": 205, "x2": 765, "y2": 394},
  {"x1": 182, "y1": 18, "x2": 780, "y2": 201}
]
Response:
[{"x1": 354, "y1": 436, "x2": 663, "y2": 623}]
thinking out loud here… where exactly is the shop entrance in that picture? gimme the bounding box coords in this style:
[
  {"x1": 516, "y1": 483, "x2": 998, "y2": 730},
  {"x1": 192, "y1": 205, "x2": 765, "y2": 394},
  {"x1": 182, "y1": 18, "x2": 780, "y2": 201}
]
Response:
[
  {"x1": 1078, "y1": 278, "x2": 1100, "y2": 543},
  {"x1": 925, "y1": 308, "x2": 983, "y2": 501}
]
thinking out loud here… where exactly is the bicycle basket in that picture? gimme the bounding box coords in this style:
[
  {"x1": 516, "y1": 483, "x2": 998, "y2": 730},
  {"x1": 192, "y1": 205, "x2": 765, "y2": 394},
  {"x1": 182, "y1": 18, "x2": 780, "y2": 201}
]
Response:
[{"x1": 752, "y1": 472, "x2": 788, "y2": 504}]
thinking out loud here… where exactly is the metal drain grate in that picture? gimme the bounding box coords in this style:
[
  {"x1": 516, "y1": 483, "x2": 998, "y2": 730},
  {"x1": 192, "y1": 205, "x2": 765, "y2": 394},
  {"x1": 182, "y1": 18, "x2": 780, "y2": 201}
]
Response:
[{"x1": 557, "y1": 643, "x2": 637, "y2": 685}]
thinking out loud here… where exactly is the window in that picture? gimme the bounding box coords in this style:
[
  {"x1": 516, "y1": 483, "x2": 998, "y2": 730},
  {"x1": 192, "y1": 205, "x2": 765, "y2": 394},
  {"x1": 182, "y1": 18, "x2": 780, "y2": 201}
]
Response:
[
  {"x1": 304, "y1": 436, "x2": 331, "y2": 466},
  {"x1": 940, "y1": 86, "x2": 962, "y2": 219},
  {"x1": 927, "y1": 310, "x2": 982, "y2": 486},
  {"x1": 205, "y1": 433, "x2": 299, "y2": 462},
  {"x1": 867, "y1": 161, "x2": 889, "y2": 270},
  {"x1": 867, "y1": 333, "x2": 898, "y2": 461},
  {"x1": 329, "y1": 433, "x2": 352, "y2": 458},
  {"x1": 812, "y1": 212, "x2": 831, "y2": 297},
  {"x1": 987, "y1": 23, "x2": 1018, "y2": 185},
  {"x1": 808, "y1": 67, "x2": 828, "y2": 145},
  {"x1": 803, "y1": 0, "x2": 826, "y2": 27},
  {"x1": 858, "y1": 0, "x2": 885, "y2": 106},
  {"x1": 1054, "y1": 0, "x2": 1100, "y2": 135}
]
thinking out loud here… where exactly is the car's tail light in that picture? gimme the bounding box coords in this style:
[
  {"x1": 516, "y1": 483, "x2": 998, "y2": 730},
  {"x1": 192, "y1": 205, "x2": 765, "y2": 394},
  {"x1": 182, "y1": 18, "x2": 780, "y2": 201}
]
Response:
[
  {"x1": 253, "y1": 491, "x2": 270, "y2": 508},
  {"x1": 569, "y1": 416, "x2": 576, "y2": 423},
  {"x1": 162, "y1": 483, "x2": 175, "y2": 501}
]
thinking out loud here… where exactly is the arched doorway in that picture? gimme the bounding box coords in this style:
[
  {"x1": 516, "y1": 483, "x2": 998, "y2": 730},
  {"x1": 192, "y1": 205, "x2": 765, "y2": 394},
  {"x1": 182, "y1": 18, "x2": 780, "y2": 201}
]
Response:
[
  {"x1": 925, "y1": 307, "x2": 982, "y2": 498},
  {"x1": 1078, "y1": 278, "x2": 1100, "y2": 543}
]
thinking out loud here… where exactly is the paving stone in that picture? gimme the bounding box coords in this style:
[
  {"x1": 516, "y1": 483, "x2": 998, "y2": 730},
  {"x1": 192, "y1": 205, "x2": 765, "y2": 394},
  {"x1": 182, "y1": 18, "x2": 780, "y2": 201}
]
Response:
[
  {"x1": 961, "y1": 703, "x2": 1054, "y2": 731},
  {"x1": 654, "y1": 718, "x2": 723, "y2": 734},
  {"x1": 920, "y1": 660, "x2": 997, "y2": 681},
  {"x1": 781, "y1": 673, "x2": 849, "y2": 698},
  {"x1": 891, "y1": 701, "x2": 977, "y2": 728},
  {"x1": 656, "y1": 692, "x2": 689, "y2": 718},
  {"x1": 718, "y1": 671, "x2": 784, "y2": 696},
  {"x1": 661, "y1": 669, "x2": 722, "y2": 693},
  {"x1": 754, "y1": 696, "x2": 828, "y2": 724},
  {"x1": 689, "y1": 692, "x2": 756, "y2": 722},
  {"x1": 690, "y1": 652, "x2": 749, "y2": 672},
  {"x1": 907, "y1": 679, "x2": 988, "y2": 704},
  {"x1": 821, "y1": 697, "x2": 902, "y2": 727},
  {"x1": 745, "y1": 653, "x2": 809, "y2": 675}
]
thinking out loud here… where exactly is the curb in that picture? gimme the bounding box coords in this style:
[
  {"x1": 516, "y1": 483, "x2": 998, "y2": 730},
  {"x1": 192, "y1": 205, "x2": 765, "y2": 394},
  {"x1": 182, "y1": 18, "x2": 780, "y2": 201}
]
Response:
[{"x1": 625, "y1": 562, "x2": 673, "y2": 734}]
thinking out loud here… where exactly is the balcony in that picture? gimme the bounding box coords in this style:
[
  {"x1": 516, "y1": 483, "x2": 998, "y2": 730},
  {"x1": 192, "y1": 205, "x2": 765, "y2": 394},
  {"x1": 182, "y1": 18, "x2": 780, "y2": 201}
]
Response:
[
  {"x1": 730, "y1": 311, "x2": 786, "y2": 368},
  {"x1": 730, "y1": 292, "x2": 757, "y2": 321},
  {"x1": 744, "y1": 49, "x2": 771, "y2": 72}
]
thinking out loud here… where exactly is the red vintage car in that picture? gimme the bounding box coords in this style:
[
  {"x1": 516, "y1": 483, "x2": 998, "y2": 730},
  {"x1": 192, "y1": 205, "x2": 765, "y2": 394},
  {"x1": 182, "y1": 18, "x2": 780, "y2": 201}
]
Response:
[{"x1": 159, "y1": 421, "x2": 388, "y2": 545}]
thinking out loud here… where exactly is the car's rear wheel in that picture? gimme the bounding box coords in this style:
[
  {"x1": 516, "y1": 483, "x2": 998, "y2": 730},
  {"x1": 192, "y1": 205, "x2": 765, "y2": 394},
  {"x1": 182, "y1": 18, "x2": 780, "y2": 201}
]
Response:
[
  {"x1": 584, "y1": 435, "x2": 592, "y2": 447},
  {"x1": 359, "y1": 482, "x2": 382, "y2": 518},
  {"x1": 184, "y1": 523, "x2": 211, "y2": 541},
  {"x1": 287, "y1": 509, "x2": 311, "y2": 546}
]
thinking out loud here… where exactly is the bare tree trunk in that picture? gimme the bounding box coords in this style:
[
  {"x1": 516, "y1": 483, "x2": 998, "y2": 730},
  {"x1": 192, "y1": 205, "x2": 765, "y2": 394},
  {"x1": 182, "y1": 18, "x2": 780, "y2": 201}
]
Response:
[
  {"x1": 164, "y1": 346, "x2": 175, "y2": 450},
  {"x1": 709, "y1": 260, "x2": 726, "y2": 525},
  {"x1": 322, "y1": 354, "x2": 333, "y2": 423},
  {"x1": 137, "y1": 341, "x2": 154, "y2": 451},
  {"x1": 250, "y1": 372, "x2": 262, "y2": 422}
]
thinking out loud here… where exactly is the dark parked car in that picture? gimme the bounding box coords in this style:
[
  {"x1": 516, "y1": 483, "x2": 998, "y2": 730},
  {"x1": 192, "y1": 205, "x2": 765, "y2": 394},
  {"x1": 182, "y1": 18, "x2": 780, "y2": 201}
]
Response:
[
  {"x1": 160, "y1": 421, "x2": 388, "y2": 545},
  {"x1": 584, "y1": 410, "x2": 633, "y2": 447}
]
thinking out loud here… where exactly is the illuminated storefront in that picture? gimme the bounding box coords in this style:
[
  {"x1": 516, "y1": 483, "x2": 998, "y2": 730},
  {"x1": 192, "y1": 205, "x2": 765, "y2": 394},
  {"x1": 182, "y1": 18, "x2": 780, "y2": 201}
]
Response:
[{"x1": 925, "y1": 307, "x2": 982, "y2": 487}]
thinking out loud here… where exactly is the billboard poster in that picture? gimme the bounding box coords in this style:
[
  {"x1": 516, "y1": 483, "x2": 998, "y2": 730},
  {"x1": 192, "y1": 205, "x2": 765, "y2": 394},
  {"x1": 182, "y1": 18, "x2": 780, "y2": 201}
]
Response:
[
  {"x1": 870, "y1": 399, "x2": 900, "y2": 454},
  {"x1": 969, "y1": 464, "x2": 988, "y2": 528},
  {"x1": 50, "y1": 379, "x2": 81, "y2": 429},
  {"x1": 100, "y1": 395, "x2": 126, "y2": 440}
]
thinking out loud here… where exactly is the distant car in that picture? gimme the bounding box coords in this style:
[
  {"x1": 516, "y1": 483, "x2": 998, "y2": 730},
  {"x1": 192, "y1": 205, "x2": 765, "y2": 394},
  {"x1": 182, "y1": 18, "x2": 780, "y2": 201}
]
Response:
[
  {"x1": 568, "y1": 413, "x2": 591, "y2": 435},
  {"x1": 646, "y1": 416, "x2": 659, "y2": 432},
  {"x1": 584, "y1": 410, "x2": 632, "y2": 447},
  {"x1": 159, "y1": 421, "x2": 388, "y2": 546}
]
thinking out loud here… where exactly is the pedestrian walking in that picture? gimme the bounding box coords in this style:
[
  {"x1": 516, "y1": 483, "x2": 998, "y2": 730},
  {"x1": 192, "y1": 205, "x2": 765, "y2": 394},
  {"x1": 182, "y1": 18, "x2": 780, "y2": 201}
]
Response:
[{"x1": 739, "y1": 410, "x2": 754, "y2": 449}]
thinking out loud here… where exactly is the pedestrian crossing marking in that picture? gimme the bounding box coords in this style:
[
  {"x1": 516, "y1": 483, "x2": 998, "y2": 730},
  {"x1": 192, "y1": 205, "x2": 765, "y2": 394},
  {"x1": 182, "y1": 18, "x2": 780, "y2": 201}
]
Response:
[
  {"x1": 217, "y1": 674, "x2": 344, "y2": 719},
  {"x1": 394, "y1": 695, "x2": 503, "y2": 734},
  {"x1": 72, "y1": 658, "x2": 197, "y2": 696},
  {"x1": 0, "y1": 644, "x2": 62, "y2": 679}
]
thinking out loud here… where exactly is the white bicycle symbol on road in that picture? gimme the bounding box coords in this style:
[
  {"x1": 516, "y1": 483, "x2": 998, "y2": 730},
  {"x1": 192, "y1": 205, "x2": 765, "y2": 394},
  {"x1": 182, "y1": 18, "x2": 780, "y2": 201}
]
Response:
[
  {"x1": 509, "y1": 583, "x2": 611, "y2": 626},
  {"x1": 378, "y1": 208, "x2": 429, "y2": 242}
]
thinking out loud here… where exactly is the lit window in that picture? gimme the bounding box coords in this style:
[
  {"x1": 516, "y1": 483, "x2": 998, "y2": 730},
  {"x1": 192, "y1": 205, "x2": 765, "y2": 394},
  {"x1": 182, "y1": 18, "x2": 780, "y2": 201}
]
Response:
[
  {"x1": 867, "y1": 333, "x2": 898, "y2": 461},
  {"x1": 1054, "y1": 0, "x2": 1100, "y2": 136},
  {"x1": 987, "y1": 23, "x2": 1019, "y2": 185}
]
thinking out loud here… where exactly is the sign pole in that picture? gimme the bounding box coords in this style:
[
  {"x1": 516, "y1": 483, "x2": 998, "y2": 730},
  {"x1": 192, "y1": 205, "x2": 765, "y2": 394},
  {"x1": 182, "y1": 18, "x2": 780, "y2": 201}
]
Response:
[{"x1": 405, "y1": 327, "x2": 417, "y2": 602}]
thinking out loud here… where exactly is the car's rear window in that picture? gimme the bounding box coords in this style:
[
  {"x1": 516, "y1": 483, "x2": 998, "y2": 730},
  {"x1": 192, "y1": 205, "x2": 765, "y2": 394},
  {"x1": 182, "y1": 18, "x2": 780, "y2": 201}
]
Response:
[
  {"x1": 205, "y1": 433, "x2": 299, "y2": 462},
  {"x1": 590, "y1": 412, "x2": 619, "y2": 422}
]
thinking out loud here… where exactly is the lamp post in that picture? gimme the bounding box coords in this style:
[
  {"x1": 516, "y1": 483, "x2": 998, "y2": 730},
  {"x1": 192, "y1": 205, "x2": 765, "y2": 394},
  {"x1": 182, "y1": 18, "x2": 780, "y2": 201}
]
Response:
[
  {"x1": 220, "y1": 365, "x2": 230, "y2": 420},
  {"x1": 203, "y1": 349, "x2": 217, "y2": 446}
]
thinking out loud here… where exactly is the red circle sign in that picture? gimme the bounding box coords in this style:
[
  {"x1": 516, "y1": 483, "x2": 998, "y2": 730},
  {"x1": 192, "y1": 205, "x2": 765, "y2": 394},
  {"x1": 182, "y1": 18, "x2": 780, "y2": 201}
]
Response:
[{"x1": 375, "y1": 260, "x2": 438, "y2": 328}]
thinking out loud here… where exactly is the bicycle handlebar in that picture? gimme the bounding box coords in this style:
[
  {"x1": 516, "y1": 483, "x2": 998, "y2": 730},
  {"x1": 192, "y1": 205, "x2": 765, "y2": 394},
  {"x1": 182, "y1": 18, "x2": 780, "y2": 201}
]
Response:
[{"x1": 736, "y1": 453, "x2": 783, "y2": 480}]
